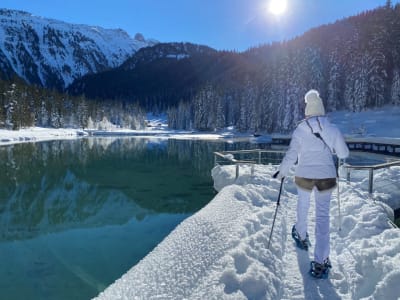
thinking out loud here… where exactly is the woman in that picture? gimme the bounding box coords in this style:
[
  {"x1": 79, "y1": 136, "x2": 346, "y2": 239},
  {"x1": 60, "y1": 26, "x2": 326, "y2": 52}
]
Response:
[{"x1": 275, "y1": 89, "x2": 349, "y2": 278}]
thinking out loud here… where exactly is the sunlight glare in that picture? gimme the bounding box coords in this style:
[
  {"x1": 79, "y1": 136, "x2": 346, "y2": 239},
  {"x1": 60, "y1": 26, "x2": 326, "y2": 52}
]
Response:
[{"x1": 268, "y1": 0, "x2": 287, "y2": 16}]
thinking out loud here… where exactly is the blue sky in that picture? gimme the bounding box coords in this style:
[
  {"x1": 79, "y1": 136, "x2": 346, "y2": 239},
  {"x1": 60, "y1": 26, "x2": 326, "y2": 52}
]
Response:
[{"x1": 1, "y1": 0, "x2": 398, "y2": 51}]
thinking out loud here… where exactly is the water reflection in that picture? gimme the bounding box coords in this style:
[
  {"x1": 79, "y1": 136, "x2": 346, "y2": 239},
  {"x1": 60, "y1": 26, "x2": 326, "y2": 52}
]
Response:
[
  {"x1": 0, "y1": 138, "x2": 223, "y2": 241},
  {"x1": 0, "y1": 137, "x2": 270, "y2": 300}
]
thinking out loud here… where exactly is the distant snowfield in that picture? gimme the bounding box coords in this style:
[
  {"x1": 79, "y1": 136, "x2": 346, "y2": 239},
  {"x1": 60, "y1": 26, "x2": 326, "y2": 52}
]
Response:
[{"x1": 1, "y1": 106, "x2": 400, "y2": 299}]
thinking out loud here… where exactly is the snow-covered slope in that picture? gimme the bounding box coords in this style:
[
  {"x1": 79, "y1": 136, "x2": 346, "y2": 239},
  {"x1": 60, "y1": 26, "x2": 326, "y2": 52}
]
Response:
[
  {"x1": 95, "y1": 164, "x2": 400, "y2": 300},
  {"x1": 0, "y1": 9, "x2": 158, "y2": 89}
]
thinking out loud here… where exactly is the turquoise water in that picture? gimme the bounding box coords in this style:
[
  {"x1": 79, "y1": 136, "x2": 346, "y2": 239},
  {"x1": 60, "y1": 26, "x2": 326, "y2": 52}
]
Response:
[{"x1": 0, "y1": 137, "x2": 270, "y2": 300}]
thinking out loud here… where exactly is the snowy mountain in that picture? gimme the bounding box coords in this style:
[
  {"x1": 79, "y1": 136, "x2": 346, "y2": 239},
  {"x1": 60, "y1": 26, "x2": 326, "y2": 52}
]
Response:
[{"x1": 0, "y1": 9, "x2": 158, "y2": 89}]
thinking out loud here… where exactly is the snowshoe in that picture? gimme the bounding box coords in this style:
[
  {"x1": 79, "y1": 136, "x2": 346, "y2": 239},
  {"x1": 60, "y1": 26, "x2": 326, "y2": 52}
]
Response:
[
  {"x1": 309, "y1": 258, "x2": 332, "y2": 279},
  {"x1": 292, "y1": 225, "x2": 311, "y2": 250}
]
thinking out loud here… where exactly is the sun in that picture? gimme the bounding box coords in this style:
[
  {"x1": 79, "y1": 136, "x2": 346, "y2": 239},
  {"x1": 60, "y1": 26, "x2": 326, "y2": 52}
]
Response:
[{"x1": 268, "y1": 0, "x2": 287, "y2": 16}]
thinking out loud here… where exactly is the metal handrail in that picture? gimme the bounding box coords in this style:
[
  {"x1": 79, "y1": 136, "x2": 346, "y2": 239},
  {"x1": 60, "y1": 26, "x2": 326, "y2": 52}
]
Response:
[
  {"x1": 214, "y1": 151, "x2": 256, "y2": 179},
  {"x1": 214, "y1": 149, "x2": 400, "y2": 194},
  {"x1": 213, "y1": 149, "x2": 286, "y2": 179},
  {"x1": 344, "y1": 160, "x2": 400, "y2": 194}
]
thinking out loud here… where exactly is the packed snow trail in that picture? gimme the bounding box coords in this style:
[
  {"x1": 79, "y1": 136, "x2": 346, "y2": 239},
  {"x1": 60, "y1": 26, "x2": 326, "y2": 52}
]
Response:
[
  {"x1": 278, "y1": 175, "x2": 347, "y2": 300},
  {"x1": 95, "y1": 164, "x2": 400, "y2": 300}
]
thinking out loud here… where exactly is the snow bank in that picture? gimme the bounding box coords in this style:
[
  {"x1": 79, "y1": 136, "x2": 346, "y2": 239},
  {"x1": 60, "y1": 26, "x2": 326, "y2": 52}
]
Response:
[
  {"x1": 95, "y1": 164, "x2": 400, "y2": 299},
  {"x1": 0, "y1": 127, "x2": 85, "y2": 146}
]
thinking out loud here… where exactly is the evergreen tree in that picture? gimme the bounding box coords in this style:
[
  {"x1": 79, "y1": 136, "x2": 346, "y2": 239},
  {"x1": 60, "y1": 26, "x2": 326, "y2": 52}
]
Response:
[
  {"x1": 76, "y1": 97, "x2": 89, "y2": 129},
  {"x1": 391, "y1": 69, "x2": 400, "y2": 105},
  {"x1": 215, "y1": 94, "x2": 226, "y2": 130},
  {"x1": 326, "y1": 50, "x2": 343, "y2": 111},
  {"x1": 366, "y1": 10, "x2": 389, "y2": 107},
  {"x1": 353, "y1": 53, "x2": 369, "y2": 111},
  {"x1": 3, "y1": 83, "x2": 18, "y2": 130}
]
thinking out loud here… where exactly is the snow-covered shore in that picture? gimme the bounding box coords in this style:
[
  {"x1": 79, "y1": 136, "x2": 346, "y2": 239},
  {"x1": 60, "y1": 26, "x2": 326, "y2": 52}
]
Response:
[
  {"x1": 0, "y1": 127, "x2": 86, "y2": 146},
  {"x1": 0, "y1": 126, "x2": 252, "y2": 147}
]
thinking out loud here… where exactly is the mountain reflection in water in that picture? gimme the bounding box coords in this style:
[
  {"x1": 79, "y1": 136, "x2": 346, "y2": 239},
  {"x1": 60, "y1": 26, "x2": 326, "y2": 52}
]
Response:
[{"x1": 0, "y1": 137, "x2": 269, "y2": 300}]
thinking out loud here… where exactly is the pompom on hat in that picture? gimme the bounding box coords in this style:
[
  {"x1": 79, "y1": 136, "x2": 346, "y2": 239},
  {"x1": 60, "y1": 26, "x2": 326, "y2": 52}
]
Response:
[{"x1": 304, "y1": 89, "x2": 325, "y2": 117}]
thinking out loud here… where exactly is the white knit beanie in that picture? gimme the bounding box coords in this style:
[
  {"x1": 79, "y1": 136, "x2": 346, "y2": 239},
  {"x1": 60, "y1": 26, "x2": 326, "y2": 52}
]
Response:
[{"x1": 304, "y1": 89, "x2": 325, "y2": 117}]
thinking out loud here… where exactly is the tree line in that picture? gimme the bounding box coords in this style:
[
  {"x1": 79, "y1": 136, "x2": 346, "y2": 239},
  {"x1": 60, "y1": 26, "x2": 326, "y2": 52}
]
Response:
[{"x1": 0, "y1": 78, "x2": 145, "y2": 130}]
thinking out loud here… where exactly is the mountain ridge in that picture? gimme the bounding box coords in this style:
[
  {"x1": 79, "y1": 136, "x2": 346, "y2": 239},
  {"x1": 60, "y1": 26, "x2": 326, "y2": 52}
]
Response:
[{"x1": 0, "y1": 8, "x2": 158, "y2": 89}]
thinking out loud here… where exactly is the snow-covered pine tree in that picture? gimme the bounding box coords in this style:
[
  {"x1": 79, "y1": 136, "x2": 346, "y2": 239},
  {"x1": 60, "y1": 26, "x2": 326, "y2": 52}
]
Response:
[
  {"x1": 3, "y1": 83, "x2": 18, "y2": 130},
  {"x1": 173, "y1": 101, "x2": 192, "y2": 130},
  {"x1": 343, "y1": 26, "x2": 360, "y2": 112},
  {"x1": 367, "y1": 16, "x2": 388, "y2": 108},
  {"x1": 238, "y1": 94, "x2": 248, "y2": 132},
  {"x1": 275, "y1": 50, "x2": 291, "y2": 132},
  {"x1": 287, "y1": 49, "x2": 305, "y2": 124},
  {"x1": 306, "y1": 47, "x2": 325, "y2": 93},
  {"x1": 353, "y1": 53, "x2": 369, "y2": 112},
  {"x1": 239, "y1": 78, "x2": 258, "y2": 132},
  {"x1": 215, "y1": 93, "x2": 226, "y2": 130},
  {"x1": 391, "y1": 69, "x2": 400, "y2": 105},
  {"x1": 193, "y1": 84, "x2": 215, "y2": 131},
  {"x1": 76, "y1": 96, "x2": 89, "y2": 129},
  {"x1": 344, "y1": 77, "x2": 356, "y2": 112},
  {"x1": 225, "y1": 93, "x2": 237, "y2": 129},
  {"x1": 327, "y1": 50, "x2": 343, "y2": 111},
  {"x1": 259, "y1": 72, "x2": 274, "y2": 132}
]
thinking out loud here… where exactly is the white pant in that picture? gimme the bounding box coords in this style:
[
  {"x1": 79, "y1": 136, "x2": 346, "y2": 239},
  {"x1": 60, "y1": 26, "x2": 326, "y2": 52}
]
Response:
[{"x1": 296, "y1": 187, "x2": 332, "y2": 264}]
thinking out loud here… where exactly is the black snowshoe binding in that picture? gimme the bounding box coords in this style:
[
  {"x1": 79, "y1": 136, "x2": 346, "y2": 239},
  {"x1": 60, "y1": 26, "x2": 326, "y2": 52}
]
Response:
[
  {"x1": 292, "y1": 225, "x2": 311, "y2": 250},
  {"x1": 309, "y1": 258, "x2": 332, "y2": 279}
]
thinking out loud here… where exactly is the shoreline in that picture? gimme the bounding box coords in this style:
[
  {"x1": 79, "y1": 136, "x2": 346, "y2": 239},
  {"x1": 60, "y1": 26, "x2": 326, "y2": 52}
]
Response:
[
  {"x1": 1, "y1": 125, "x2": 400, "y2": 149},
  {"x1": 0, "y1": 127, "x2": 268, "y2": 147}
]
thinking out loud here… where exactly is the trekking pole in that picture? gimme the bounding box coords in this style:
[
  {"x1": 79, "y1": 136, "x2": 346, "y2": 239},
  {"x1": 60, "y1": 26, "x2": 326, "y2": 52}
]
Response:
[
  {"x1": 268, "y1": 174, "x2": 284, "y2": 249},
  {"x1": 337, "y1": 159, "x2": 342, "y2": 231},
  {"x1": 337, "y1": 177, "x2": 341, "y2": 231}
]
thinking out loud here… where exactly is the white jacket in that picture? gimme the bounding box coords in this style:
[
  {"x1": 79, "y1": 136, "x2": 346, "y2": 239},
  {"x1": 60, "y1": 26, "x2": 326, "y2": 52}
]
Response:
[{"x1": 279, "y1": 116, "x2": 349, "y2": 179}]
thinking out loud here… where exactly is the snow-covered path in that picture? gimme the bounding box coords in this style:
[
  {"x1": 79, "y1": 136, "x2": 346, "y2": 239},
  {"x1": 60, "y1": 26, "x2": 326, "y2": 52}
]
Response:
[
  {"x1": 279, "y1": 176, "x2": 346, "y2": 300},
  {"x1": 95, "y1": 164, "x2": 400, "y2": 299}
]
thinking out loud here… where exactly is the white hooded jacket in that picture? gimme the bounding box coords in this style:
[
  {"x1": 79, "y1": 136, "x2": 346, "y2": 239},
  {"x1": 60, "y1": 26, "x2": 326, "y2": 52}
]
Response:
[{"x1": 279, "y1": 116, "x2": 349, "y2": 179}]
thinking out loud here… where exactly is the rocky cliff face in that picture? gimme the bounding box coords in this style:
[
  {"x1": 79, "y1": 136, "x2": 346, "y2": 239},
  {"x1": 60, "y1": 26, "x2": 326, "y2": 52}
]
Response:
[{"x1": 0, "y1": 9, "x2": 157, "y2": 89}]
